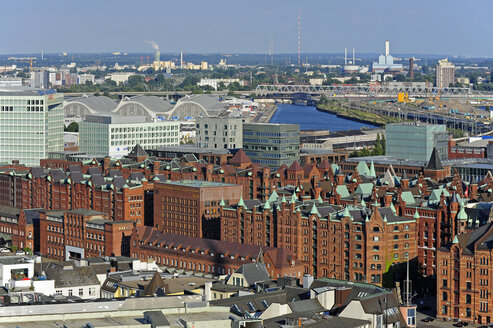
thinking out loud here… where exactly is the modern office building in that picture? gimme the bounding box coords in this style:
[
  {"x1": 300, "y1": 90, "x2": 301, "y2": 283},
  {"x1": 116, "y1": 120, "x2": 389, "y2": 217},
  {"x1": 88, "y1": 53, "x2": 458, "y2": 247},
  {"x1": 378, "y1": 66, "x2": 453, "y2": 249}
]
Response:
[
  {"x1": 79, "y1": 114, "x2": 180, "y2": 158},
  {"x1": 436, "y1": 59, "x2": 455, "y2": 88},
  {"x1": 386, "y1": 123, "x2": 449, "y2": 162},
  {"x1": 0, "y1": 88, "x2": 64, "y2": 166},
  {"x1": 243, "y1": 123, "x2": 300, "y2": 168},
  {"x1": 196, "y1": 117, "x2": 247, "y2": 149},
  {"x1": 30, "y1": 71, "x2": 50, "y2": 89}
]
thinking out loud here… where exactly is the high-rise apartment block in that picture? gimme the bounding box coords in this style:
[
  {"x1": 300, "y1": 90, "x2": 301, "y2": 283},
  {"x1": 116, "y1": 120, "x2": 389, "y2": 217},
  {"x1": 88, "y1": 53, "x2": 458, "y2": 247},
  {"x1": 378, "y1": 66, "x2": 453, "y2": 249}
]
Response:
[
  {"x1": 79, "y1": 114, "x2": 180, "y2": 158},
  {"x1": 436, "y1": 59, "x2": 455, "y2": 88},
  {"x1": 386, "y1": 123, "x2": 449, "y2": 162},
  {"x1": 0, "y1": 88, "x2": 64, "y2": 166},
  {"x1": 196, "y1": 117, "x2": 246, "y2": 149},
  {"x1": 243, "y1": 123, "x2": 300, "y2": 168}
]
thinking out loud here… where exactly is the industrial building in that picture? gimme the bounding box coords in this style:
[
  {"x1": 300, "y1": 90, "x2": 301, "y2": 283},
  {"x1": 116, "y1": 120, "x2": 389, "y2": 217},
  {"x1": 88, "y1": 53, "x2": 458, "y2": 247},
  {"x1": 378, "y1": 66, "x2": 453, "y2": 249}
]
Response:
[
  {"x1": 243, "y1": 123, "x2": 300, "y2": 168},
  {"x1": 385, "y1": 123, "x2": 449, "y2": 162},
  {"x1": 79, "y1": 114, "x2": 179, "y2": 158},
  {"x1": 0, "y1": 88, "x2": 64, "y2": 166},
  {"x1": 372, "y1": 40, "x2": 403, "y2": 73}
]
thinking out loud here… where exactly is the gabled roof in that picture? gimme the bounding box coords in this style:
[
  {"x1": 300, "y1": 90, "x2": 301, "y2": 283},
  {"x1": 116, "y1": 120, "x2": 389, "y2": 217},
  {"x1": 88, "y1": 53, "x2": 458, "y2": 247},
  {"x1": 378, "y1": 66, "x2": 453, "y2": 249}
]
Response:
[
  {"x1": 426, "y1": 147, "x2": 443, "y2": 170},
  {"x1": 287, "y1": 161, "x2": 303, "y2": 172},
  {"x1": 235, "y1": 262, "x2": 270, "y2": 286},
  {"x1": 144, "y1": 272, "x2": 166, "y2": 296}
]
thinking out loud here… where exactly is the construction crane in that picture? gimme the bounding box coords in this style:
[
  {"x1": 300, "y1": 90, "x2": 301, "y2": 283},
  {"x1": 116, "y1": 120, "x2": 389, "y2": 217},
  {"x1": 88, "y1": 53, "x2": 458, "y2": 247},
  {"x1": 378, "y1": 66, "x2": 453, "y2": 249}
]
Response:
[{"x1": 8, "y1": 57, "x2": 36, "y2": 68}]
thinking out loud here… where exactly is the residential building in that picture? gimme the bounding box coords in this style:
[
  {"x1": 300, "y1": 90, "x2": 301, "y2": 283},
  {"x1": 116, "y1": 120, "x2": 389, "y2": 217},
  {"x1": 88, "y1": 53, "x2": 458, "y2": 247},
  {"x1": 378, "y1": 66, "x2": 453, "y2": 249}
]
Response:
[
  {"x1": 153, "y1": 180, "x2": 243, "y2": 238},
  {"x1": 79, "y1": 114, "x2": 179, "y2": 158},
  {"x1": 437, "y1": 223, "x2": 493, "y2": 325},
  {"x1": 40, "y1": 261, "x2": 100, "y2": 299},
  {"x1": 436, "y1": 58, "x2": 455, "y2": 88},
  {"x1": 29, "y1": 71, "x2": 49, "y2": 89},
  {"x1": 243, "y1": 123, "x2": 300, "y2": 168},
  {"x1": 386, "y1": 123, "x2": 449, "y2": 162},
  {"x1": 196, "y1": 117, "x2": 246, "y2": 149},
  {"x1": 0, "y1": 88, "x2": 64, "y2": 166}
]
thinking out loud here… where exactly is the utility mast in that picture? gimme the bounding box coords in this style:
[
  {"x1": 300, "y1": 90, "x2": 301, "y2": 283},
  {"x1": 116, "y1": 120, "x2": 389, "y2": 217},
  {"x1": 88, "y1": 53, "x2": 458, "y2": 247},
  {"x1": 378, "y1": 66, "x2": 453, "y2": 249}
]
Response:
[{"x1": 297, "y1": 10, "x2": 301, "y2": 67}]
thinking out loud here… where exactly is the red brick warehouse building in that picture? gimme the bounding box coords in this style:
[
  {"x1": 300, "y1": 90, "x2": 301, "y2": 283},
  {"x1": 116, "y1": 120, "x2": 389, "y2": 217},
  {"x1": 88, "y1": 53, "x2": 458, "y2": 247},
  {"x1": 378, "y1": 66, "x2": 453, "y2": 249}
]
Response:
[
  {"x1": 39, "y1": 208, "x2": 133, "y2": 261},
  {"x1": 153, "y1": 179, "x2": 242, "y2": 239}
]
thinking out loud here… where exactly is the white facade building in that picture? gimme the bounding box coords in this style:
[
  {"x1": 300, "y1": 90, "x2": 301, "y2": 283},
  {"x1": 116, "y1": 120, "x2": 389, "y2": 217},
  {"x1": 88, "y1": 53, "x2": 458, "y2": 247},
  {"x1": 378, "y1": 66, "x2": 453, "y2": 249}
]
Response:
[
  {"x1": 0, "y1": 88, "x2": 64, "y2": 166},
  {"x1": 79, "y1": 114, "x2": 180, "y2": 158}
]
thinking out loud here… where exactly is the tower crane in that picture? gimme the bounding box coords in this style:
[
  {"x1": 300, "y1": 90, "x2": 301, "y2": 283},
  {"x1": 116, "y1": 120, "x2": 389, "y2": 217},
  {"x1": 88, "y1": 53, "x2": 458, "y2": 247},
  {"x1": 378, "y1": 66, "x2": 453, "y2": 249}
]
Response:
[{"x1": 7, "y1": 57, "x2": 36, "y2": 69}]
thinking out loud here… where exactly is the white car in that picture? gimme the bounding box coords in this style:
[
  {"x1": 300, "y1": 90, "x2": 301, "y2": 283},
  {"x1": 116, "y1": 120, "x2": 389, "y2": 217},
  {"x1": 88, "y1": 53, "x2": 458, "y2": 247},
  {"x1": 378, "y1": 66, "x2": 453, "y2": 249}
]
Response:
[
  {"x1": 0, "y1": 248, "x2": 10, "y2": 253},
  {"x1": 15, "y1": 250, "x2": 25, "y2": 255}
]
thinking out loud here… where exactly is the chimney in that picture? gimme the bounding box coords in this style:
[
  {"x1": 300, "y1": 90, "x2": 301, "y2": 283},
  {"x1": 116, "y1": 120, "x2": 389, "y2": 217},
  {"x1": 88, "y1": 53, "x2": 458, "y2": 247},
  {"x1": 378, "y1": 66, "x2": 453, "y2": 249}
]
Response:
[
  {"x1": 336, "y1": 174, "x2": 344, "y2": 186},
  {"x1": 384, "y1": 193, "x2": 393, "y2": 207},
  {"x1": 469, "y1": 183, "x2": 478, "y2": 200},
  {"x1": 204, "y1": 281, "x2": 212, "y2": 302},
  {"x1": 103, "y1": 157, "x2": 111, "y2": 175},
  {"x1": 303, "y1": 274, "x2": 314, "y2": 289},
  {"x1": 153, "y1": 161, "x2": 160, "y2": 176},
  {"x1": 385, "y1": 40, "x2": 390, "y2": 56}
]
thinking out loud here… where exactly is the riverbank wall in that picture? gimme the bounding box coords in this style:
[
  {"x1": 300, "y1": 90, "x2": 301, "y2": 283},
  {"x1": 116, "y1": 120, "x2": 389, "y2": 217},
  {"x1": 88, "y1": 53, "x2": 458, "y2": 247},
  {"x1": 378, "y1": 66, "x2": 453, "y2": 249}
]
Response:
[{"x1": 316, "y1": 105, "x2": 385, "y2": 127}]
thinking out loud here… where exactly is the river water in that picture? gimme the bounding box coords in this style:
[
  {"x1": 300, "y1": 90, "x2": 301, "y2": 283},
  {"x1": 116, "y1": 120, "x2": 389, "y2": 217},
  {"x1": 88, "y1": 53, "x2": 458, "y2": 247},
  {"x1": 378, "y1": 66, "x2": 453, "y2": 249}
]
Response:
[{"x1": 269, "y1": 103, "x2": 378, "y2": 131}]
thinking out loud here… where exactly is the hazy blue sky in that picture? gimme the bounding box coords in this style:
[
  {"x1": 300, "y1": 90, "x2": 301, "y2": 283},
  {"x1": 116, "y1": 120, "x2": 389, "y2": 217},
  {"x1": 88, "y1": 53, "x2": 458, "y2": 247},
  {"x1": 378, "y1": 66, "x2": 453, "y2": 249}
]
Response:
[{"x1": 2, "y1": 0, "x2": 492, "y2": 56}]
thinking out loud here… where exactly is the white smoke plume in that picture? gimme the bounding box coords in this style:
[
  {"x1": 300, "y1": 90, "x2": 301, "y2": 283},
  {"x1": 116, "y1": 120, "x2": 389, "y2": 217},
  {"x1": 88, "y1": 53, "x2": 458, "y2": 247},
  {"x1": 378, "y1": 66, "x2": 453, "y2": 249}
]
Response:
[{"x1": 145, "y1": 40, "x2": 159, "y2": 51}]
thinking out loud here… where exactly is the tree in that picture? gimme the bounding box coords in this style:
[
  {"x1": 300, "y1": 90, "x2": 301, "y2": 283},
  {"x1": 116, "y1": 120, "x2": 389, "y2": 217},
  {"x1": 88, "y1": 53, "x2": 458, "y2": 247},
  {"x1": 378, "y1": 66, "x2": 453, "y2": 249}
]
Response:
[{"x1": 65, "y1": 122, "x2": 79, "y2": 132}]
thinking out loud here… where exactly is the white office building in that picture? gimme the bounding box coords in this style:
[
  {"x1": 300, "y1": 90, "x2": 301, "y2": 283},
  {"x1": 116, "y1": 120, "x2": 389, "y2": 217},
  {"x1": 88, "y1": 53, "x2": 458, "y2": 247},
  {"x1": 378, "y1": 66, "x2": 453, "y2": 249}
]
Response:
[
  {"x1": 0, "y1": 88, "x2": 64, "y2": 166},
  {"x1": 79, "y1": 114, "x2": 180, "y2": 158}
]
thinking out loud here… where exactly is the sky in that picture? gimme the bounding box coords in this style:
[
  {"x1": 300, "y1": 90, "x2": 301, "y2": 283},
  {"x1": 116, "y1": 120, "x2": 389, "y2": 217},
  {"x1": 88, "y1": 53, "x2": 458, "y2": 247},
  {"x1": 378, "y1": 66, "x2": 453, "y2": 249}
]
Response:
[{"x1": 2, "y1": 0, "x2": 493, "y2": 57}]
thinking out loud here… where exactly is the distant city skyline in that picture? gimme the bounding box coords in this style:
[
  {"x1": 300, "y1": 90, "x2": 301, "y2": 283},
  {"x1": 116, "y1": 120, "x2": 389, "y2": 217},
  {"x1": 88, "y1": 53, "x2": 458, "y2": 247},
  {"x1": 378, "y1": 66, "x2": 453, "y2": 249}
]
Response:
[{"x1": 2, "y1": 0, "x2": 493, "y2": 57}]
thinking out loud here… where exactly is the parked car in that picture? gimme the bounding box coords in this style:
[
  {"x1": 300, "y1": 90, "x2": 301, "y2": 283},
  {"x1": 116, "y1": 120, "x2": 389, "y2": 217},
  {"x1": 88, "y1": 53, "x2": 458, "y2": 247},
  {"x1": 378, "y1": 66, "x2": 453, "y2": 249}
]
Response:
[
  {"x1": 422, "y1": 317, "x2": 435, "y2": 323},
  {"x1": 0, "y1": 248, "x2": 10, "y2": 253},
  {"x1": 15, "y1": 250, "x2": 25, "y2": 255}
]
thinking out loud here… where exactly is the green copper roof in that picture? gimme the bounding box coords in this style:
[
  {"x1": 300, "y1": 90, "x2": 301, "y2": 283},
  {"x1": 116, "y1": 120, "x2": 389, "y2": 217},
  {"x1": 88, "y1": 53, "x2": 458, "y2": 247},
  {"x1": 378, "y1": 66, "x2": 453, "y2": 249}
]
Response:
[
  {"x1": 413, "y1": 210, "x2": 420, "y2": 219},
  {"x1": 238, "y1": 196, "x2": 246, "y2": 209},
  {"x1": 457, "y1": 206, "x2": 468, "y2": 220},
  {"x1": 310, "y1": 203, "x2": 321, "y2": 217},
  {"x1": 219, "y1": 198, "x2": 225, "y2": 207},
  {"x1": 336, "y1": 185, "x2": 350, "y2": 198},
  {"x1": 452, "y1": 235, "x2": 459, "y2": 244},
  {"x1": 361, "y1": 199, "x2": 366, "y2": 207},
  {"x1": 281, "y1": 194, "x2": 287, "y2": 203},
  {"x1": 290, "y1": 194, "x2": 297, "y2": 204},
  {"x1": 342, "y1": 206, "x2": 351, "y2": 218},
  {"x1": 390, "y1": 202, "x2": 396, "y2": 214},
  {"x1": 356, "y1": 161, "x2": 370, "y2": 177},
  {"x1": 369, "y1": 160, "x2": 376, "y2": 178},
  {"x1": 400, "y1": 191, "x2": 416, "y2": 205},
  {"x1": 317, "y1": 194, "x2": 323, "y2": 203},
  {"x1": 268, "y1": 190, "x2": 278, "y2": 203},
  {"x1": 264, "y1": 200, "x2": 271, "y2": 210}
]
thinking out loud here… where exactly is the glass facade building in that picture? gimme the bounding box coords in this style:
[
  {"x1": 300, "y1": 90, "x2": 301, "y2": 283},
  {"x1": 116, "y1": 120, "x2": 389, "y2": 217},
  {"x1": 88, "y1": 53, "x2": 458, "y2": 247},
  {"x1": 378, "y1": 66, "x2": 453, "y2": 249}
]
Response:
[
  {"x1": 243, "y1": 123, "x2": 300, "y2": 168},
  {"x1": 0, "y1": 89, "x2": 63, "y2": 166},
  {"x1": 386, "y1": 123, "x2": 448, "y2": 162},
  {"x1": 80, "y1": 114, "x2": 180, "y2": 158}
]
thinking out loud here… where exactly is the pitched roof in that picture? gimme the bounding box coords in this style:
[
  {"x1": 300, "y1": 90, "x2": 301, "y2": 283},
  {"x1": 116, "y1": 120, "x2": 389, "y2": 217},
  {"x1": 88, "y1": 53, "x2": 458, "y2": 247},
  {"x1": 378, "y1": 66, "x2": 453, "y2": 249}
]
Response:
[
  {"x1": 287, "y1": 161, "x2": 303, "y2": 172},
  {"x1": 144, "y1": 272, "x2": 166, "y2": 296},
  {"x1": 235, "y1": 262, "x2": 270, "y2": 285},
  {"x1": 128, "y1": 144, "x2": 149, "y2": 158},
  {"x1": 229, "y1": 149, "x2": 252, "y2": 166},
  {"x1": 426, "y1": 147, "x2": 443, "y2": 170}
]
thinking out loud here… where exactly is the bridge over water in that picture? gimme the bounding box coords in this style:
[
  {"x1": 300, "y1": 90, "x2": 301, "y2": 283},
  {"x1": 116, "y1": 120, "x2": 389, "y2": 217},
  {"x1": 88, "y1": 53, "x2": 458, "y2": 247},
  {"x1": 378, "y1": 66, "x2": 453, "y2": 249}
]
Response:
[{"x1": 255, "y1": 84, "x2": 483, "y2": 98}]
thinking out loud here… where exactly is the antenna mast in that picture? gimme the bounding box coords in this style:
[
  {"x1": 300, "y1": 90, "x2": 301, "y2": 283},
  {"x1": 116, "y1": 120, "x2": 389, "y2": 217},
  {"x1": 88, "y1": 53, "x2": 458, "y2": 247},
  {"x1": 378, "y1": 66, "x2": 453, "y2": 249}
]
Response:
[
  {"x1": 297, "y1": 10, "x2": 301, "y2": 67},
  {"x1": 269, "y1": 35, "x2": 274, "y2": 66}
]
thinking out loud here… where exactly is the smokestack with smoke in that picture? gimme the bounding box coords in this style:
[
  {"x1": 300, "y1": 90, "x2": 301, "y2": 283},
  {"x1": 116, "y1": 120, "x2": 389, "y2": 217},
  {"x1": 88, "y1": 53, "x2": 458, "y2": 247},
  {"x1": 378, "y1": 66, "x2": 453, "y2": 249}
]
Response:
[{"x1": 145, "y1": 40, "x2": 159, "y2": 51}]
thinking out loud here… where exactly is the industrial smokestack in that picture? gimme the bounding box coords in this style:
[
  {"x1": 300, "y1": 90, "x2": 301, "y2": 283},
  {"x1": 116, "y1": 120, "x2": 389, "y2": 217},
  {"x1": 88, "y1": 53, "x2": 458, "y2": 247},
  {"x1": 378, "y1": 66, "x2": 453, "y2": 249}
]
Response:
[
  {"x1": 344, "y1": 48, "x2": 347, "y2": 65},
  {"x1": 180, "y1": 51, "x2": 183, "y2": 69},
  {"x1": 352, "y1": 48, "x2": 355, "y2": 65},
  {"x1": 385, "y1": 40, "x2": 390, "y2": 56},
  {"x1": 145, "y1": 40, "x2": 160, "y2": 63}
]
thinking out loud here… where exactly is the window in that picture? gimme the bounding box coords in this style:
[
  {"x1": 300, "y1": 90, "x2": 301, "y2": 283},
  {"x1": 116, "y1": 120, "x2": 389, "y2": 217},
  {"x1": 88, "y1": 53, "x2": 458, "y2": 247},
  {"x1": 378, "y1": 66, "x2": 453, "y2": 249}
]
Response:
[
  {"x1": 442, "y1": 279, "x2": 447, "y2": 288},
  {"x1": 373, "y1": 246, "x2": 380, "y2": 251},
  {"x1": 466, "y1": 307, "x2": 471, "y2": 317},
  {"x1": 373, "y1": 236, "x2": 380, "y2": 242},
  {"x1": 79, "y1": 288, "x2": 83, "y2": 296},
  {"x1": 373, "y1": 227, "x2": 380, "y2": 232},
  {"x1": 56, "y1": 290, "x2": 62, "y2": 296},
  {"x1": 68, "y1": 289, "x2": 73, "y2": 296},
  {"x1": 376, "y1": 314, "x2": 383, "y2": 328},
  {"x1": 442, "y1": 292, "x2": 448, "y2": 301},
  {"x1": 466, "y1": 282, "x2": 472, "y2": 290},
  {"x1": 466, "y1": 294, "x2": 472, "y2": 304},
  {"x1": 407, "y1": 308, "x2": 416, "y2": 326},
  {"x1": 441, "y1": 305, "x2": 447, "y2": 315}
]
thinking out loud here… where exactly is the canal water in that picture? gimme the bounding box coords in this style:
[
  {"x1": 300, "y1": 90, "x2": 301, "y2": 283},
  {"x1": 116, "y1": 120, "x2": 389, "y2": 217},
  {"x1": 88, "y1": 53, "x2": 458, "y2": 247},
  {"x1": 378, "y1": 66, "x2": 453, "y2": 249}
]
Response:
[{"x1": 269, "y1": 103, "x2": 378, "y2": 131}]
